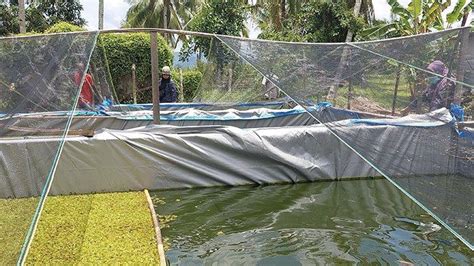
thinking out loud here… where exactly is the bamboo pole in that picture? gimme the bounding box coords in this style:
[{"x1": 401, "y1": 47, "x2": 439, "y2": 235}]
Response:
[
  {"x1": 151, "y1": 32, "x2": 161, "y2": 124},
  {"x1": 132, "y1": 64, "x2": 137, "y2": 104},
  {"x1": 99, "y1": 28, "x2": 216, "y2": 38},
  {"x1": 391, "y1": 67, "x2": 401, "y2": 116},
  {"x1": 144, "y1": 189, "x2": 167, "y2": 265}
]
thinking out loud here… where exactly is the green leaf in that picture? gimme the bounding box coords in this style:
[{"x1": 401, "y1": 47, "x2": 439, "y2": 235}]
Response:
[
  {"x1": 447, "y1": 0, "x2": 466, "y2": 23},
  {"x1": 407, "y1": 0, "x2": 422, "y2": 19}
]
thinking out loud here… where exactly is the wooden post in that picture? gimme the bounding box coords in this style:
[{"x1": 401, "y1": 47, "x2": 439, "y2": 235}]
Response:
[
  {"x1": 179, "y1": 68, "x2": 184, "y2": 102},
  {"x1": 227, "y1": 68, "x2": 233, "y2": 92},
  {"x1": 391, "y1": 66, "x2": 401, "y2": 116},
  {"x1": 151, "y1": 32, "x2": 160, "y2": 124},
  {"x1": 347, "y1": 50, "x2": 352, "y2": 110},
  {"x1": 131, "y1": 64, "x2": 137, "y2": 104}
]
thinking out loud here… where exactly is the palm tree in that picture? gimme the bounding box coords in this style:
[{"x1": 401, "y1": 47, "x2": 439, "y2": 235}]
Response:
[
  {"x1": 251, "y1": 0, "x2": 374, "y2": 32},
  {"x1": 124, "y1": 0, "x2": 205, "y2": 46},
  {"x1": 124, "y1": 0, "x2": 204, "y2": 30}
]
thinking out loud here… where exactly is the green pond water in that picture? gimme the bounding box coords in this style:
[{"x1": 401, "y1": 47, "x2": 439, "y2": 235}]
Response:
[{"x1": 152, "y1": 178, "x2": 473, "y2": 265}]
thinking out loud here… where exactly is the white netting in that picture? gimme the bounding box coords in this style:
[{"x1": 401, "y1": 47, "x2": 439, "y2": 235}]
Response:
[{"x1": 0, "y1": 31, "x2": 98, "y2": 263}]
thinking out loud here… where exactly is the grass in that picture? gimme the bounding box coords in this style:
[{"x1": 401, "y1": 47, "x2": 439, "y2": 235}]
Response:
[
  {"x1": 0, "y1": 192, "x2": 159, "y2": 265},
  {"x1": 334, "y1": 74, "x2": 412, "y2": 111}
]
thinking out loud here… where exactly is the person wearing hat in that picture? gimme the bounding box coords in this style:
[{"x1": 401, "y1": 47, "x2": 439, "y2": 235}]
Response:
[
  {"x1": 402, "y1": 60, "x2": 455, "y2": 115},
  {"x1": 159, "y1": 66, "x2": 178, "y2": 103},
  {"x1": 422, "y1": 60, "x2": 455, "y2": 111}
]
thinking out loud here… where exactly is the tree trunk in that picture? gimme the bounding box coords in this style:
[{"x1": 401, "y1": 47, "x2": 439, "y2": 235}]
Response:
[
  {"x1": 345, "y1": 0, "x2": 362, "y2": 43},
  {"x1": 461, "y1": 12, "x2": 469, "y2": 26},
  {"x1": 272, "y1": 1, "x2": 282, "y2": 31},
  {"x1": 98, "y1": 0, "x2": 104, "y2": 30},
  {"x1": 18, "y1": 0, "x2": 26, "y2": 33},
  {"x1": 326, "y1": 0, "x2": 362, "y2": 103},
  {"x1": 281, "y1": 0, "x2": 286, "y2": 21},
  {"x1": 163, "y1": 0, "x2": 170, "y2": 43},
  {"x1": 163, "y1": 0, "x2": 168, "y2": 29}
]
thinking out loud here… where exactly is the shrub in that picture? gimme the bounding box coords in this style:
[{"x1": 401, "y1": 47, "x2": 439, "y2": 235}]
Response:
[
  {"x1": 98, "y1": 33, "x2": 173, "y2": 103},
  {"x1": 171, "y1": 69, "x2": 203, "y2": 102},
  {"x1": 45, "y1": 21, "x2": 85, "y2": 33}
]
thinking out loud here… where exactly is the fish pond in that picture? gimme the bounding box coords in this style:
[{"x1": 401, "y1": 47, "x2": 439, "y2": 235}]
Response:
[{"x1": 152, "y1": 178, "x2": 472, "y2": 265}]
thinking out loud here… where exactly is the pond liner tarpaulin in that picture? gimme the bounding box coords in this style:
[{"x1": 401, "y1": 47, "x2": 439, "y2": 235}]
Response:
[
  {"x1": 0, "y1": 109, "x2": 466, "y2": 199},
  {"x1": 0, "y1": 105, "x2": 369, "y2": 136},
  {"x1": 110, "y1": 101, "x2": 289, "y2": 111}
]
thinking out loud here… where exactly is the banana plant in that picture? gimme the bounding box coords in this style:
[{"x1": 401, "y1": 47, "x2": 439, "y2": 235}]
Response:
[
  {"x1": 446, "y1": 0, "x2": 473, "y2": 26},
  {"x1": 360, "y1": 0, "x2": 456, "y2": 39}
]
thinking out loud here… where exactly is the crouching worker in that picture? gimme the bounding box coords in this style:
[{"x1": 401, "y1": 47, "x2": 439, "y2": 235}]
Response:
[
  {"x1": 402, "y1": 60, "x2": 454, "y2": 115},
  {"x1": 422, "y1": 60, "x2": 455, "y2": 111},
  {"x1": 159, "y1": 66, "x2": 178, "y2": 103}
]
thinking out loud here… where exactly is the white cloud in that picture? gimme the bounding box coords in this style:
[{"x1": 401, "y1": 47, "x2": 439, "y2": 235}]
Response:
[{"x1": 79, "y1": 0, "x2": 130, "y2": 30}]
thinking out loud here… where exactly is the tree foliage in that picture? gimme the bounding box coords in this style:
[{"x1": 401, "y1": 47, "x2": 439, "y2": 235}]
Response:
[
  {"x1": 171, "y1": 69, "x2": 203, "y2": 101},
  {"x1": 0, "y1": 4, "x2": 19, "y2": 36},
  {"x1": 98, "y1": 33, "x2": 173, "y2": 103},
  {"x1": 361, "y1": 0, "x2": 472, "y2": 39},
  {"x1": 259, "y1": 1, "x2": 366, "y2": 42},
  {"x1": 124, "y1": 0, "x2": 206, "y2": 46},
  {"x1": 0, "y1": 0, "x2": 85, "y2": 36},
  {"x1": 180, "y1": 0, "x2": 247, "y2": 59},
  {"x1": 45, "y1": 21, "x2": 85, "y2": 33}
]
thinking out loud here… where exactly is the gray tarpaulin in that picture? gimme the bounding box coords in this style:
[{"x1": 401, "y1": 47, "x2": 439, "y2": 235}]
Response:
[
  {"x1": 1, "y1": 107, "x2": 318, "y2": 137},
  {"x1": 0, "y1": 105, "x2": 385, "y2": 137},
  {"x1": 0, "y1": 109, "x2": 467, "y2": 198}
]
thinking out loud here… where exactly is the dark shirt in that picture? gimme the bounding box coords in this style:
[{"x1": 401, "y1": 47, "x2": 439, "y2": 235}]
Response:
[{"x1": 159, "y1": 78, "x2": 178, "y2": 103}]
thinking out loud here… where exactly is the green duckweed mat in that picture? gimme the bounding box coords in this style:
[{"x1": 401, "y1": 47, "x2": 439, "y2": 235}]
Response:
[{"x1": 0, "y1": 192, "x2": 160, "y2": 265}]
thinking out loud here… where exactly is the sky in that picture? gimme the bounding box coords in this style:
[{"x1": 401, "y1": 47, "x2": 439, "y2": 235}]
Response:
[{"x1": 79, "y1": 0, "x2": 472, "y2": 32}]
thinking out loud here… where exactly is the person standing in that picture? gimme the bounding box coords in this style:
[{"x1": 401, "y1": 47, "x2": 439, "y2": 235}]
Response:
[
  {"x1": 73, "y1": 63, "x2": 94, "y2": 109},
  {"x1": 159, "y1": 66, "x2": 178, "y2": 103}
]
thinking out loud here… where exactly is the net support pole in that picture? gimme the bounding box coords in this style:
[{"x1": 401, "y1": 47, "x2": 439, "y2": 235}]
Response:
[
  {"x1": 150, "y1": 31, "x2": 161, "y2": 124},
  {"x1": 391, "y1": 66, "x2": 401, "y2": 116},
  {"x1": 179, "y1": 68, "x2": 184, "y2": 102}
]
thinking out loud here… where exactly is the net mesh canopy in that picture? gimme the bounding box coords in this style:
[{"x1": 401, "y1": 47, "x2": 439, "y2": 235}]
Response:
[
  {"x1": 0, "y1": 32, "x2": 99, "y2": 263},
  {"x1": 210, "y1": 28, "x2": 473, "y2": 249},
  {"x1": 0, "y1": 26, "x2": 473, "y2": 263}
]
